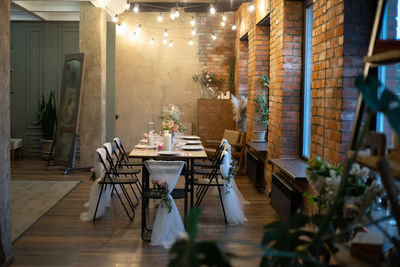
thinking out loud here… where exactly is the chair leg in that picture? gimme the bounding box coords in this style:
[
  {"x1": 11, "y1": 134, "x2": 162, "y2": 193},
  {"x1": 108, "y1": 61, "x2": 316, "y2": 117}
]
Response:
[
  {"x1": 120, "y1": 184, "x2": 135, "y2": 214},
  {"x1": 215, "y1": 181, "x2": 228, "y2": 224},
  {"x1": 93, "y1": 183, "x2": 105, "y2": 221},
  {"x1": 113, "y1": 184, "x2": 134, "y2": 221},
  {"x1": 129, "y1": 184, "x2": 139, "y2": 207}
]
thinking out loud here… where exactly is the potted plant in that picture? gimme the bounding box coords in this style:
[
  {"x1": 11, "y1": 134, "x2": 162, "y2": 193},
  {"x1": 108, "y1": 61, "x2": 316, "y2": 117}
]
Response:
[
  {"x1": 37, "y1": 90, "x2": 57, "y2": 160},
  {"x1": 253, "y1": 74, "x2": 269, "y2": 141}
]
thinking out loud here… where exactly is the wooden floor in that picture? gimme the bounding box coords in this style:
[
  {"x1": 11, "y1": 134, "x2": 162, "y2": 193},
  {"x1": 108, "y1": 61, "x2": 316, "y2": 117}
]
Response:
[{"x1": 10, "y1": 157, "x2": 279, "y2": 266}]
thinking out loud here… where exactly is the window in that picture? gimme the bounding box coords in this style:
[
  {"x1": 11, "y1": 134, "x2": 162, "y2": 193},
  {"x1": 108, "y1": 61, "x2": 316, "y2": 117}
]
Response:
[
  {"x1": 301, "y1": 3, "x2": 313, "y2": 158},
  {"x1": 377, "y1": 0, "x2": 400, "y2": 148}
]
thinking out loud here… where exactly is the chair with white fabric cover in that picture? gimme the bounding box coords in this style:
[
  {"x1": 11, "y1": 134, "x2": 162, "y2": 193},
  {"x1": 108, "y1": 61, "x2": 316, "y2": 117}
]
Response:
[
  {"x1": 93, "y1": 148, "x2": 137, "y2": 221},
  {"x1": 143, "y1": 160, "x2": 185, "y2": 248}
]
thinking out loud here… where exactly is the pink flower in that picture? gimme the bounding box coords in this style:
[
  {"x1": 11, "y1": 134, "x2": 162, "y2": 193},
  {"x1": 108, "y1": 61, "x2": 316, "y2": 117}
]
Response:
[
  {"x1": 173, "y1": 125, "x2": 179, "y2": 132},
  {"x1": 90, "y1": 168, "x2": 95, "y2": 173},
  {"x1": 169, "y1": 120, "x2": 174, "y2": 126},
  {"x1": 158, "y1": 178, "x2": 166, "y2": 186}
]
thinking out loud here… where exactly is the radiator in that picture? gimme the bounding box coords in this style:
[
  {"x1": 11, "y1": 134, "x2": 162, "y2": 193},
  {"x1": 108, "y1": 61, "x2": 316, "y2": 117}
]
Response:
[{"x1": 271, "y1": 172, "x2": 300, "y2": 226}]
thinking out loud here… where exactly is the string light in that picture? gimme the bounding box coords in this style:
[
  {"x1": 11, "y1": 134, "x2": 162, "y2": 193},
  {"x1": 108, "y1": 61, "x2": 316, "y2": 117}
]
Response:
[
  {"x1": 221, "y1": 21, "x2": 225, "y2": 27},
  {"x1": 164, "y1": 29, "x2": 168, "y2": 37},
  {"x1": 125, "y1": 1, "x2": 130, "y2": 10},
  {"x1": 231, "y1": 25, "x2": 237, "y2": 30},
  {"x1": 174, "y1": 8, "x2": 179, "y2": 18},
  {"x1": 163, "y1": 37, "x2": 167, "y2": 44},
  {"x1": 210, "y1": 4, "x2": 215, "y2": 15},
  {"x1": 249, "y1": 2, "x2": 255, "y2": 12},
  {"x1": 190, "y1": 17, "x2": 195, "y2": 26},
  {"x1": 188, "y1": 38, "x2": 193, "y2": 46},
  {"x1": 116, "y1": 23, "x2": 127, "y2": 34},
  {"x1": 112, "y1": 15, "x2": 118, "y2": 23},
  {"x1": 222, "y1": 13, "x2": 227, "y2": 21},
  {"x1": 191, "y1": 28, "x2": 196, "y2": 35},
  {"x1": 150, "y1": 38, "x2": 154, "y2": 45},
  {"x1": 211, "y1": 33, "x2": 216, "y2": 40},
  {"x1": 157, "y1": 13, "x2": 163, "y2": 22},
  {"x1": 133, "y1": 3, "x2": 139, "y2": 13},
  {"x1": 169, "y1": 41, "x2": 173, "y2": 47},
  {"x1": 137, "y1": 24, "x2": 141, "y2": 34},
  {"x1": 131, "y1": 31, "x2": 137, "y2": 41}
]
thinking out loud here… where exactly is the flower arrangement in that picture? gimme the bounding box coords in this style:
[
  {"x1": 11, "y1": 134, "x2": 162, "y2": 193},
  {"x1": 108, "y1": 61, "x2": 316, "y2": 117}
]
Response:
[
  {"x1": 253, "y1": 74, "x2": 269, "y2": 130},
  {"x1": 224, "y1": 160, "x2": 238, "y2": 194},
  {"x1": 231, "y1": 95, "x2": 247, "y2": 132},
  {"x1": 305, "y1": 156, "x2": 384, "y2": 228},
  {"x1": 159, "y1": 105, "x2": 186, "y2": 134},
  {"x1": 192, "y1": 68, "x2": 223, "y2": 98},
  {"x1": 152, "y1": 179, "x2": 172, "y2": 213}
]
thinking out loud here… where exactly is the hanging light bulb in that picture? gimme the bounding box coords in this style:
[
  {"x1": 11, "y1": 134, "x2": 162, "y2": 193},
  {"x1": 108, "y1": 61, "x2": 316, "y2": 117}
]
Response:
[
  {"x1": 222, "y1": 13, "x2": 227, "y2": 21},
  {"x1": 157, "y1": 13, "x2": 163, "y2": 22},
  {"x1": 164, "y1": 29, "x2": 168, "y2": 37},
  {"x1": 116, "y1": 23, "x2": 127, "y2": 34},
  {"x1": 150, "y1": 38, "x2": 155, "y2": 45},
  {"x1": 169, "y1": 41, "x2": 173, "y2": 47},
  {"x1": 133, "y1": 3, "x2": 139, "y2": 13},
  {"x1": 231, "y1": 25, "x2": 237, "y2": 30},
  {"x1": 174, "y1": 8, "x2": 179, "y2": 18},
  {"x1": 170, "y1": 9, "x2": 175, "y2": 20},
  {"x1": 249, "y1": 2, "x2": 255, "y2": 12},
  {"x1": 221, "y1": 21, "x2": 226, "y2": 27},
  {"x1": 191, "y1": 28, "x2": 196, "y2": 35},
  {"x1": 190, "y1": 17, "x2": 195, "y2": 26},
  {"x1": 163, "y1": 37, "x2": 167, "y2": 44},
  {"x1": 188, "y1": 38, "x2": 193, "y2": 46},
  {"x1": 211, "y1": 33, "x2": 216, "y2": 40},
  {"x1": 137, "y1": 24, "x2": 141, "y2": 34},
  {"x1": 125, "y1": 1, "x2": 130, "y2": 10},
  {"x1": 112, "y1": 15, "x2": 118, "y2": 23},
  {"x1": 210, "y1": 4, "x2": 216, "y2": 15}
]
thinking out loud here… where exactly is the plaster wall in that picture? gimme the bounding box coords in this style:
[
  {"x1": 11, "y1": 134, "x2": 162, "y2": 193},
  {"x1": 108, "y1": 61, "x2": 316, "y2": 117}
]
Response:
[
  {"x1": 115, "y1": 12, "x2": 201, "y2": 148},
  {"x1": 0, "y1": 0, "x2": 12, "y2": 262}
]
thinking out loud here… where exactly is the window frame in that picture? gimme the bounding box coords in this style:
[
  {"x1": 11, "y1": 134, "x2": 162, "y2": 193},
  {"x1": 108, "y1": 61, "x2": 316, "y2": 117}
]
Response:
[{"x1": 300, "y1": 0, "x2": 313, "y2": 160}]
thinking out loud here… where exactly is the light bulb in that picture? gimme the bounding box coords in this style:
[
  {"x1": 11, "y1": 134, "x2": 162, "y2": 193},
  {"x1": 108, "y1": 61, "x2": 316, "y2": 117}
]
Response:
[
  {"x1": 221, "y1": 21, "x2": 225, "y2": 27},
  {"x1": 170, "y1": 9, "x2": 175, "y2": 20},
  {"x1": 112, "y1": 15, "x2": 118, "y2": 23},
  {"x1": 191, "y1": 28, "x2": 196, "y2": 35},
  {"x1": 189, "y1": 38, "x2": 193, "y2": 46},
  {"x1": 150, "y1": 38, "x2": 154, "y2": 45},
  {"x1": 190, "y1": 17, "x2": 195, "y2": 26},
  {"x1": 249, "y1": 3, "x2": 255, "y2": 12},
  {"x1": 169, "y1": 41, "x2": 173, "y2": 47},
  {"x1": 164, "y1": 29, "x2": 168, "y2": 37},
  {"x1": 174, "y1": 8, "x2": 179, "y2": 18},
  {"x1": 231, "y1": 25, "x2": 237, "y2": 30},
  {"x1": 137, "y1": 24, "x2": 141, "y2": 33},
  {"x1": 163, "y1": 37, "x2": 167, "y2": 44},
  {"x1": 125, "y1": 1, "x2": 130, "y2": 10},
  {"x1": 116, "y1": 23, "x2": 127, "y2": 34},
  {"x1": 131, "y1": 32, "x2": 137, "y2": 40},
  {"x1": 210, "y1": 4, "x2": 215, "y2": 15},
  {"x1": 211, "y1": 33, "x2": 216, "y2": 40},
  {"x1": 222, "y1": 13, "x2": 227, "y2": 21},
  {"x1": 133, "y1": 3, "x2": 139, "y2": 13},
  {"x1": 158, "y1": 13, "x2": 163, "y2": 22}
]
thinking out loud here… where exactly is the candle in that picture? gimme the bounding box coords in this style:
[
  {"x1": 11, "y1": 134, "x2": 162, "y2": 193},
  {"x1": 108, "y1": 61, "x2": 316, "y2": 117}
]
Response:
[
  {"x1": 148, "y1": 133, "x2": 154, "y2": 146},
  {"x1": 163, "y1": 132, "x2": 171, "y2": 151}
]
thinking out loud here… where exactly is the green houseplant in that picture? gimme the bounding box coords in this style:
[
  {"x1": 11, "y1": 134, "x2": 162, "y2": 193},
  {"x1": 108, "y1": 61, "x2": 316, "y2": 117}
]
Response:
[
  {"x1": 253, "y1": 74, "x2": 269, "y2": 141},
  {"x1": 37, "y1": 90, "x2": 57, "y2": 159}
]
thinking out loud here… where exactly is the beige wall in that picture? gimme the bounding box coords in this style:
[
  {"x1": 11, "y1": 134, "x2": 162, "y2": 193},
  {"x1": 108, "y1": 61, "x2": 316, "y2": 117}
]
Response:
[{"x1": 115, "y1": 12, "x2": 201, "y2": 148}]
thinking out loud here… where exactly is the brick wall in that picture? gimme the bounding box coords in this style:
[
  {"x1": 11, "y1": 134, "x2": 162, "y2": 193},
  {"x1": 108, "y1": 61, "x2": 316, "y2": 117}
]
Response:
[
  {"x1": 236, "y1": 40, "x2": 248, "y2": 96},
  {"x1": 196, "y1": 12, "x2": 236, "y2": 92}
]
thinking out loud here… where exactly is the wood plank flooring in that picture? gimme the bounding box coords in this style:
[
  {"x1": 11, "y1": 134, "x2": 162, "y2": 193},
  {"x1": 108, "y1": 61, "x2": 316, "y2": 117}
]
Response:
[{"x1": 10, "y1": 157, "x2": 279, "y2": 266}]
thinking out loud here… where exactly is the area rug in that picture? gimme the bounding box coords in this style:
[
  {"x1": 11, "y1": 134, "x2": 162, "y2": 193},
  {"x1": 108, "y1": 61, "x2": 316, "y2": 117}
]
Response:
[{"x1": 11, "y1": 180, "x2": 80, "y2": 242}]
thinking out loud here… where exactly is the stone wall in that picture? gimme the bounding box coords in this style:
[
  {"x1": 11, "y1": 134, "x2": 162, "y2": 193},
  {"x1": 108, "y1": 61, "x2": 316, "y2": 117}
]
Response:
[{"x1": 0, "y1": 0, "x2": 12, "y2": 263}]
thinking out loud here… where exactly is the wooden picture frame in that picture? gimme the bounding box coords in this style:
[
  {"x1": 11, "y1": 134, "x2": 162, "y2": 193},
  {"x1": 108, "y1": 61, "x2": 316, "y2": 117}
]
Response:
[{"x1": 53, "y1": 53, "x2": 85, "y2": 167}]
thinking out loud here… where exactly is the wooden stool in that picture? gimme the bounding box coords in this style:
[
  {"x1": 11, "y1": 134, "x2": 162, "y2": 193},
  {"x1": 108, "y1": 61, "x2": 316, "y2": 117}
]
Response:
[{"x1": 10, "y1": 138, "x2": 23, "y2": 161}]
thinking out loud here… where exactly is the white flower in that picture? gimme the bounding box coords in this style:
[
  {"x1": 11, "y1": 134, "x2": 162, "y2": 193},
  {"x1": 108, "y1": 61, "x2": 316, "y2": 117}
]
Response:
[{"x1": 178, "y1": 232, "x2": 189, "y2": 241}]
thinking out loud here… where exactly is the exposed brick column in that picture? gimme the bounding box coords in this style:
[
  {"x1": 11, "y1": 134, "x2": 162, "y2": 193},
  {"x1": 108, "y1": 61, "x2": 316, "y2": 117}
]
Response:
[
  {"x1": 235, "y1": 40, "x2": 248, "y2": 97},
  {"x1": 266, "y1": 0, "x2": 302, "y2": 191},
  {"x1": 196, "y1": 12, "x2": 235, "y2": 92}
]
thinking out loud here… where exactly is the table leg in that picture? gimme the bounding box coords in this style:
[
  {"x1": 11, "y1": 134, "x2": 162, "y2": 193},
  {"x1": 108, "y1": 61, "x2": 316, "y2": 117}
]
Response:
[
  {"x1": 190, "y1": 159, "x2": 194, "y2": 209},
  {"x1": 141, "y1": 158, "x2": 148, "y2": 241},
  {"x1": 184, "y1": 160, "x2": 188, "y2": 223}
]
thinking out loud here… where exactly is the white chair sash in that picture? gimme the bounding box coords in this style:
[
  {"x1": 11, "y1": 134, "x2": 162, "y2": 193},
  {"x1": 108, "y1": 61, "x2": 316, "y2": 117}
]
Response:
[{"x1": 144, "y1": 160, "x2": 185, "y2": 248}]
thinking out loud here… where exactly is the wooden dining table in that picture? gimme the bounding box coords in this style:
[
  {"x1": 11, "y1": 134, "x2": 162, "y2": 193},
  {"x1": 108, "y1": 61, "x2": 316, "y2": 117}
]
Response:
[{"x1": 129, "y1": 142, "x2": 208, "y2": 240}]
